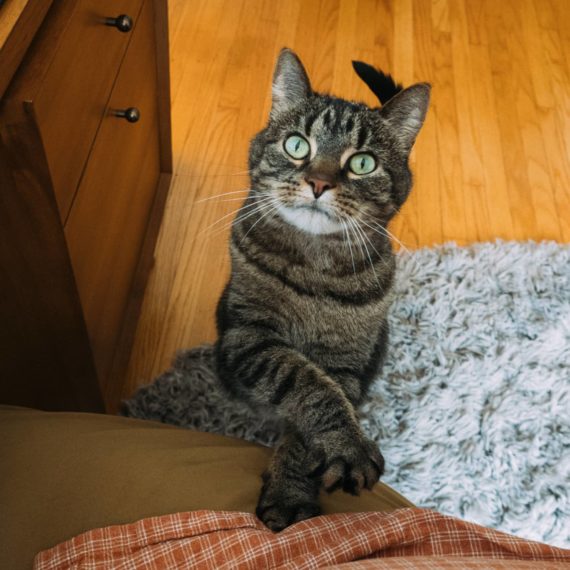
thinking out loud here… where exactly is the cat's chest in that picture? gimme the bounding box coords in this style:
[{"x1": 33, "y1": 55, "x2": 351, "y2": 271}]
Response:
[
  {"x1": 285, "y1": 294, "x2": 386, "y2": 351},
  {"x1": 230, "y1": 242, "x2": 393, "y2": 356}
]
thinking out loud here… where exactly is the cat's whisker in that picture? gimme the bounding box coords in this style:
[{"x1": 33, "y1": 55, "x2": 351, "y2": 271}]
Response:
[
  {"x1": 339, "y1": 219, "x2": 357, "y2": 276},
  {"x1": 239, "y1": 200, "x2": 280, "y2": 245},
  {"x1": 214, "y1": 201, "x2": 278, "y2": 242},
  {"x1": 202, "y1": 198, "x2": 280, "y2": 241},
  {"x1": 232, "y1": 197, "x2": 279, "y2": 219},
  {"x1": 344, "y1": 216, "x2": 369, "y2": 276},
  {"x1": 219, "y1": 196, "x2": 256, "y2": 203},
  {"x1": 358, "y1": 213, "x2": 412, "y2": 255},
  {"x1": 194, "y1": 188, "x2": 251, "y2": 204},
  {"x1": 350, "y1": 217, "x2": 392, "y2": 272},
  {"x1": 358, "y1": 216, "x2": 420, "y2": 270},
  {"x1": 348, "y1": 217, "x2": 367, "y2": 259},
  {"x1": 352, "y1": 218, "x2": 383, "y2": 287},
  {"x1": 197, "y1": 196, "x2": 275, "y2": 237},
  {"x1": 380, "y1": 227, "x2": 411, "y2": 256},
  {"x1": 347, "y1": 217, "x2": 380, "y2": 286},
  {"x1": 199, "y1": 219, "x2": 237, "y2": 241}
]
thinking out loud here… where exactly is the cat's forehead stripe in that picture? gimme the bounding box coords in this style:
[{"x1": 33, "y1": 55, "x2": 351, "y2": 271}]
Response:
[
  {"x1": 356, "y1": 125, "x2": 368, "y2": 149},
  {"x1": 331, "y1": 102, "x2": 345, "y2": 134},
  {"x1": 303, "y1": 106, "x2": 338, "y2": 138},
  {"x1": 304, "y1": 112, "x2": 319, "y2": 136},
  {"x1": 294, "y1": 102, "x2": 372, "y2": 152},
  {"x1": 306, "y1": 106, "x2": 360, "y2": 136}
]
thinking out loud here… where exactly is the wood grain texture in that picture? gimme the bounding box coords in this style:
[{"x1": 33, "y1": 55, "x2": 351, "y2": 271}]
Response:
[
  {"x1": 121, "y1": 0, "x2": 570, "y2": 407},
  {"x1": 0, "y1": 0, "x2": 52, "y2": 98},
  {"x1": 0, "y1": 0, "x2": 29, "y2": 48},
  {"x1": 0, "y1": 0, "x2": 171, "y2": 412},
  {"x1": 65, "y1": 0, "x2": 161, "y2": 396},
  {"x1": 0, "y1": 108, "x2": 103, "y2": 412},
  {"x1": 105, "y1": 0, "x2": 173, "y2": 413},
  {"x1": 33, "y1": 0, "x2": 144, "y2": 221}
]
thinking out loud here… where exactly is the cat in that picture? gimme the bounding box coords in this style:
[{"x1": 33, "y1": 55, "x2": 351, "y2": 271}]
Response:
[{"x1": 214, "y1": 48, "x2": 430, "y2": 531}]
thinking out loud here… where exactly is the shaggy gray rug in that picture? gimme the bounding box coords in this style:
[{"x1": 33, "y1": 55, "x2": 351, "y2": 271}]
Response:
[{"x1": 122, "y1": 241, "x2": 570, "y2": 548}]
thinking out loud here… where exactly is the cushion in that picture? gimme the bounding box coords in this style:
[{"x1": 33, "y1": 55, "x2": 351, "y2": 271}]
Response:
[{"x1": 0, "y1": 406, "x2": 413, "y2": 570}]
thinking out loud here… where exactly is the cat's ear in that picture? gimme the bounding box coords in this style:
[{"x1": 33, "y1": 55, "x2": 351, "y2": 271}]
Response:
[
  {"x1": 270, "y1": 48, "x2": 312, "y2": 119},
  {"x1": 379, "y1": 83, "x2": 431, "y2": 151}
]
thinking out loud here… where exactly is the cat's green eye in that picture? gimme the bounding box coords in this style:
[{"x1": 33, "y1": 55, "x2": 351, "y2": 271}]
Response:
[
  {"x1": 284, "y1": 135, "x2": 310, "y2": 160},
  {"x1": 349, "y1": 153, "x2": 376, "y2": 175}
]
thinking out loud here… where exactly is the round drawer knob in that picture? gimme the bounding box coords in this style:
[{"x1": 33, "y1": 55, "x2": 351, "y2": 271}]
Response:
[
  {"x1": 104, "y1": 14, "x2": 133, "y2": 33},
  {"x1": 114, "y1": 107, "x2": 140, "y2": 123}
]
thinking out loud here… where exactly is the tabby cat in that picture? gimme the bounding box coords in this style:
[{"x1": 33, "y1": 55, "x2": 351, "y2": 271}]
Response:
[{"x1": 214, "y1": 48, "x2": 430, "y2": 531}]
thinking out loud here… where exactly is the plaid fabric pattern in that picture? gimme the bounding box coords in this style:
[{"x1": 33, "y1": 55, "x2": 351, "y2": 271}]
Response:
[{"x1": 34, "y1": 508, "x2": 570, "y2": 570}]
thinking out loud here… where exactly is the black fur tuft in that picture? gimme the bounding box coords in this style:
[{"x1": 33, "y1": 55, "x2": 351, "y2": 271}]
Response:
[{"x1": 352, "y1": 61, "x2": 403, "y2": 105}]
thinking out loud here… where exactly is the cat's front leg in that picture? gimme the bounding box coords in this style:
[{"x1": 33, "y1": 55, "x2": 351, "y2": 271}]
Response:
[
  {"x1": 216, "y1": 336, "x2": 384, "y2": 500},
  {"x1": 256, "y1": 430, "x2": 321, "y2": 532}
]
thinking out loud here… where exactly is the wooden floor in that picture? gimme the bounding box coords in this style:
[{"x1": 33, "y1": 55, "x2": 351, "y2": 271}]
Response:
[{"x1": 113, "y1": 0, "x2": 569, "y2": 410}]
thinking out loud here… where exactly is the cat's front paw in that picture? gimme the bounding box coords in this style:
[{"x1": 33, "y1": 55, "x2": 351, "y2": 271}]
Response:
[
  {"x1": 256, "y1": 472, "x2": 321, "y2": 532},
  {"x1": 311, "y1": 433, "x2": 384, "y2": 495}
]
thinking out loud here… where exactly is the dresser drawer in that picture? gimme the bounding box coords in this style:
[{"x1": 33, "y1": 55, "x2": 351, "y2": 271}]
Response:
[
  {"x1": 33, "y1": 0, "x2": 144, "y2": 221},
  {"x1": 0, "y1": 0, "x2": 171, "y2": 412},
  {"x1": 64, "y1": 0, "x2": 160, "y2": 382}
]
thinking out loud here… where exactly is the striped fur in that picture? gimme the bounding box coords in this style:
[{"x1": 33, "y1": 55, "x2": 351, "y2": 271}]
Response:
[{"x1": 214, "y1": 49, "x2": 430, "y2": 531}]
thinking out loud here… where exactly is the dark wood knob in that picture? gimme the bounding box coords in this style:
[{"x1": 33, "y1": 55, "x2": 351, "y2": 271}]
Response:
[
  {"x1": 104, "y1": 14, "x2": 133, "y2": 32},
  {"x1": 113, "y1": 108, "x2": 140, "y2": 123}
]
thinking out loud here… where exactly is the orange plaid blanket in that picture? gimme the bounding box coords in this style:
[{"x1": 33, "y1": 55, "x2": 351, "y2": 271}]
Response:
[{"x1": 34, "y1": 508, "x2": 570, "y2": 569}]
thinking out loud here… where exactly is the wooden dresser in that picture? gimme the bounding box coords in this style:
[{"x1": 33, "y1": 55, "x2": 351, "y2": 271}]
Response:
[{"x1": 0, "y1": 0, "x2": 172, "y2": 412}]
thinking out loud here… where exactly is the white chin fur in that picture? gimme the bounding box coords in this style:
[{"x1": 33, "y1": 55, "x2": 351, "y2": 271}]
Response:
[{"x1": 276, "y1": 203, "x2": 343, "y2": 235}]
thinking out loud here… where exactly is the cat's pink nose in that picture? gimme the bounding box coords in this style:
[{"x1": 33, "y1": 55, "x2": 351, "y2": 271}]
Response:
[{"x1": 305, "y1": 176, "x2": 336, "y2": 199}]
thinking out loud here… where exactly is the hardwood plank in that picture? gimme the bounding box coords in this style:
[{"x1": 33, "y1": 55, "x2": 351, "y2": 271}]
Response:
[{"x1": 485, "y1": 0, "x2": 537, "y2": 241}]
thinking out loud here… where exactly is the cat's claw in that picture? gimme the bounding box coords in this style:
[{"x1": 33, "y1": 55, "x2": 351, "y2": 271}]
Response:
[{"x1": 311, "y1": 434, "x2": 384, "y2": 494}]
